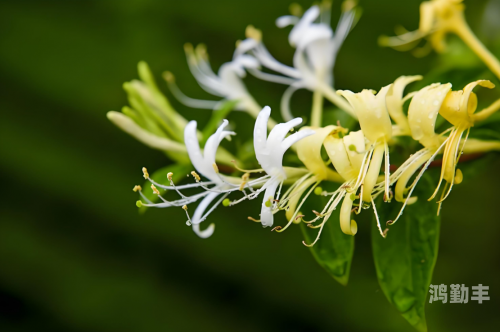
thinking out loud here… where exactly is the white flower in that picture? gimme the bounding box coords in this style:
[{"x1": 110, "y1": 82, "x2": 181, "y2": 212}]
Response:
[
  {"x1": 253, "y1": 106, "x2": 314, "y2": 227},
  {"x1": 136, "y1": 120, "x2": 239, "y2": 239},
  {"x1": 165, "y1": 44, "x2": 263, "y2": 119},
  {"x1": 184, "y1": 119, "x2": 236, "y2": 237},
  {"x1": 237, "y1": 3, "x2": 358, "y2": 120}
]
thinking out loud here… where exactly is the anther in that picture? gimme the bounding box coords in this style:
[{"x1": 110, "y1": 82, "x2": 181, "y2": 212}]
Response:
[
  {"x1": 295, "y1": 214, "x2": 305, "y2": 221},
  {"x1": 191, "y1": 171, "x2": 201, "y2": 182},
  {"x1": 271, "y1": 226, "x2": 283, "y2": 231},
  {"x1": 167, "y1": 172, "x2": 173, "y2": 181},
  {"x1": 133, "y1": 185, "x2": 142, "y2": 192},
  {"x1": 151, "y1": 184, "x2": 160, "y2": 195},
  {"x1": 142, "y1": 167, "x2": 149, "y2": 179},
  {"x1": 383, "y1": 228, "x2": 389, "y2": 237},
  {"x1": 386, "y1": 220, "x2": 394, "y2": 226},
  {"x1": 182, "y1": 205, "x2": 188, "y2": 211},
  {"x1": 248, "y1": 216, "x2": 260, "y2": 222},
  {"x1": 212, "y1": 163, "x2": 219, "y2": 174}
]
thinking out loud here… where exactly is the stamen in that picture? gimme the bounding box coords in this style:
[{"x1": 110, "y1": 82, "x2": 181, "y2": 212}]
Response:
[
  {"x1": 142, "y1": 167, "x2": 149, "y2": 179},
  {"x1": 191, "y1": 171, "x2": 201, "y2": 182},
  {"x1": 371, "y1": 197, "x2": 385, "y2": 238},
  {"x1": 212, "y1": 163, "x2": 219, "y2": 174},
  {"x1": 151, "y1": 184, "x2": 160, "y2": 195},
  {"x1": 182, "y1": 205, "x2": 192, "y2": 226},
  {"x1": 239, "y1": 173, "x2": 250, "y2": 191},
  {"x1": 230, "y1": 160, "x2": 264, "y2": 173},
  {"x1": 248, "y1": 216, "x2": 261, "y2": 222},
  {"x1": 133, "y1": 185, "x2": 142, "y2": 192},
  {"x1": 167, "y1": 172, "x2": 173, "y2": 181}
]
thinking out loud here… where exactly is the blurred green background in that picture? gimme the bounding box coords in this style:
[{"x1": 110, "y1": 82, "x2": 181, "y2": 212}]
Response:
[{"x1": 1, "y1": 0, "x2": 499, "y2": 331}]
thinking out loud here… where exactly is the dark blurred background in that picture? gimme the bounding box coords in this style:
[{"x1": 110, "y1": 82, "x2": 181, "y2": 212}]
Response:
[{"x1": 1, "y1": 0, "x2": 499, "y2": 331}]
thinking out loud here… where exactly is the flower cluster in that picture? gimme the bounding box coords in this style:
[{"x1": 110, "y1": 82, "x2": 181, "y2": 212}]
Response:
[{"x1": 109, "y1": 0, "x2": 500, "y2": 243}]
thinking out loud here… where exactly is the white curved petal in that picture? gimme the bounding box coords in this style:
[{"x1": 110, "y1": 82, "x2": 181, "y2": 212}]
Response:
[
  {"x1": 192, "y1": 191, "x2": 220, "y2": 224},
  {"x1": 234, "y1": 38, "x2": 259, "y2": 57},
  {"x1": 260, "y1": 180, "x2": 280, "y2": 227},
  {"x1": 296, "y1": 24, "x2": 332, "y2": 50},
  {"x1": 280, "y1": 82, "x2": 307, "y2": 121},
  {"x1": 234, "y1": 54, "x2": 260, "y2": 69},
  {"x1": 254, "y1": 106, "x2": 271, "y2": 153},
  {"x1": 266, "y1": 117, "x2": 303, "y2": 149},
  {"x1": 185, "y1": 120, "x2": 204, "y2": 168},
  {"x1": 289, "y1": 6, "x2": 321, "y2": 46},
  {"x1": 281, "y1": 129, "x2": 315, "y2": 151},
  {"x1": 204, "y1": 119, "x2": 235, "y2": 167},
  {"x1": 276, "y1": 15, "x2": 299, "y2": 28},
  {"x1": 193, "y1": 223, "x2": 215, "y2": 238}
]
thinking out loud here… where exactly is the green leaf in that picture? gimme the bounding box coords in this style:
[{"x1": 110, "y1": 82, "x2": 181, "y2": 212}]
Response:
[
  {"x1": 300, "y1": 183, "x2": 354, "y2": 286},
  {"x1": 201, "y1": 100, "x2": 238, "y2": 145},
  {"x1": 371, "y1": 174, "x2": 440, "y2": 332},
  {"x1": 139, "y1": 163, "x2": 192, "y2": 214}
]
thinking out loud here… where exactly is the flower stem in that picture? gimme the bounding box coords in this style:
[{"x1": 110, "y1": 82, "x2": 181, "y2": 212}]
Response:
[
  {"x1": 311, "y1": 90, "x2": 323, "y2": 127},
  {"x1": 454, "y1": 19, "x2": 500, "y2": 80},
  {"x1": 317, "y1": 83, "x2": 357, "y2": 119}
]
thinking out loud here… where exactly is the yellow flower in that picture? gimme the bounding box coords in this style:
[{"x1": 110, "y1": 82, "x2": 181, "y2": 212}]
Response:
[
  {"x1": 390, "y1": 80, "x2": 499, "y2": 225},
  {"x1": 380, "y1": 0, "x2": 500, "y2": 79},
  {"x1": 430, "y1": 80, "x2": 495, "y2": 200},
  {"x1": 337, "y1": 85, "x2": 393, "y2": 203}
]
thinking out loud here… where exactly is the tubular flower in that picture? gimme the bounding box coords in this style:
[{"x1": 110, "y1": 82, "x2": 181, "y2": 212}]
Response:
[
  {"x1": 337, "y1": 85, "x2": 393, "y2": 204},
  {"x1": 389, "y1": 80, "x2": 499, "y2": 225},
  {"x1": 252, "y1": 106, "x2": 315, "y2": 227},
  {"x1": 236, "y1": 1, "x2": 358, "y2": 121},
  {"x1": 430, "y1": 80, "x2": 495, "y2": 201},
  {"x1": 165, "y1": 43, "x2": 276, "y2": 127},
  {"x1": 135, "y1": 120, "x2": 264, "y2": 238},
  {"x1": 379, "y1": 0, "x2": 500, "y2": 79}
]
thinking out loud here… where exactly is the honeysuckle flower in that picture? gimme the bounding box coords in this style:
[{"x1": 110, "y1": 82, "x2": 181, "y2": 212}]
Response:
[
  {"x1": 337, "y1": 85, "x2": 393, "y2": 204},
  {"x1": 431, "y1": 80, "x2": 495, "y2": 200},
  {"x1": 388, "y1": 80, "x2": 500, "y2": 225},
  {"x1": 165, "y1": 43, "x2": 277, "y2": 128},
  {"x1": 252, "y1": 106, "x2": 315, "y2": 227},
  {"x1": 236, "y1": 1, "x2": 358, "y2": 122},
  {"x1": 135, "y1": 120, "x2": 268, "y2": 238},
  {"x1": 380, "y1": 0, "x2": 500, "y2": 79}
]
